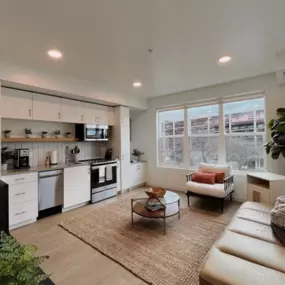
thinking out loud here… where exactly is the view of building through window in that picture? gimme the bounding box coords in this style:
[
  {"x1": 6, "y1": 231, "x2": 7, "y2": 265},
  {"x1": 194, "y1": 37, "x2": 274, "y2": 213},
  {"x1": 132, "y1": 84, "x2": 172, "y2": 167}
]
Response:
[{"x1": 158, "y1": 97, "x2": 265, "y2": 170}]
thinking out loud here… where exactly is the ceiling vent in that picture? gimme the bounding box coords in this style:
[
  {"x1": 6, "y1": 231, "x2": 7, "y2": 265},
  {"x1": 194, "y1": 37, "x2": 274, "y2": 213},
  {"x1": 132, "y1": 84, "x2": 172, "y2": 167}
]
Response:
[{"x1": 276, "y1": 70, "x2": 285, "y2": 85}]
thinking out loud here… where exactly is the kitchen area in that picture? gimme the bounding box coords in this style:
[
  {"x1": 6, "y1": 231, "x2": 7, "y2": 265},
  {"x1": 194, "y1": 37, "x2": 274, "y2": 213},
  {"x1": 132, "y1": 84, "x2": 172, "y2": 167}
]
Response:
[{"x1": 0, "y1": 87, "x2": 146, "y2": 231}]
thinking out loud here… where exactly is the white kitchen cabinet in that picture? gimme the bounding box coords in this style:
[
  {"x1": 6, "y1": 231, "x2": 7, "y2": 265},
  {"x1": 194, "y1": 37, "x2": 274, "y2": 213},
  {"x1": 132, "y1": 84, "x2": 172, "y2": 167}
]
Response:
[
  {"x1": 116, "y1": 162, "x2": 121, "y2": 192},
  {"x1": 120, "y1": 106, "x2": 130, "y2": 126},
  {"x1": 33, "y1": 94, "x2": 62, "y2": 122},
  {"x1": 130, "y1": 162, "x2": 146, "y2": 187},
  {"x1": 108, "y1": 107, "x2": 114, "y2": 126},
  {"x1": 2, "y1": 172, "x2": 38, "y2": 229},
  {"x1": 94, "y1": 105, "x2": 110, "y2": 125},
  {"x1": 1, "y1": 88, "x2": 33, "y2": 120},
  {"x1": 81, "y1": 102, "x2": 96, "y2": 124},
  {"x1": 61, "y1": 99, "x2": 82, "y2": 123},
  {"x1": 64, "y1": 165, "x2": 91, "y2": 209}
]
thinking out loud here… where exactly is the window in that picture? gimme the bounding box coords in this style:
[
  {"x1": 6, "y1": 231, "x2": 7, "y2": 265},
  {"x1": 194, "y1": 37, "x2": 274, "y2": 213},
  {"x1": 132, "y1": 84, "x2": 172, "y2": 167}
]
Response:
[
  {"x1": 224, "y1": 98, "x2": 265, "y2": 170},
  {"x1": 158, "y1": 109, "x2": 184, "y2": 167},
  {"x1": 157, "y1": 96, "x2": 265, "y2": 170},
  {"x1": 188, "y1": 104, "x2": 219, "y2": 166}
]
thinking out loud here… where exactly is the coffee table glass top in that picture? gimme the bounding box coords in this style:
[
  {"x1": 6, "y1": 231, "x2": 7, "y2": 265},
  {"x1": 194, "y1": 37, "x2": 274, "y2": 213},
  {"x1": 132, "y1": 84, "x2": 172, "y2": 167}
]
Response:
[{"x1": 133, "y1": 190, "x2": 180, "y2": 206}]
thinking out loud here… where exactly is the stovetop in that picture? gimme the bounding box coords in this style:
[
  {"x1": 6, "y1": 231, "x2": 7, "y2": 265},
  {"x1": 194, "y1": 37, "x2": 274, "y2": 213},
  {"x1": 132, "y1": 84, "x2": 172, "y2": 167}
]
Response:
[{"x1": 79, "y1": 158, "x2": 117, "y2": 165}]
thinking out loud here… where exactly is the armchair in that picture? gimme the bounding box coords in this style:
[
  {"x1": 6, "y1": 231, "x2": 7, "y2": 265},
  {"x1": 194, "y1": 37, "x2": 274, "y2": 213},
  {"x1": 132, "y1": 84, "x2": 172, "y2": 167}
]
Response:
[{"x1": 185, "y1": 162, "x2": 234, "y2": 213}]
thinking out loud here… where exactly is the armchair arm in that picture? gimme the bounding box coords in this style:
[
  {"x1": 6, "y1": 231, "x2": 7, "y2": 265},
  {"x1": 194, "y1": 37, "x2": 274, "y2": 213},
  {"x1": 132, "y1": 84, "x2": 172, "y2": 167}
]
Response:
[
  {"x1": 186, "y1": 172, "x2": 195, "y2": 182},
  {"x1": 223, "y1": 175, "x2": 234, "y2": 195}
]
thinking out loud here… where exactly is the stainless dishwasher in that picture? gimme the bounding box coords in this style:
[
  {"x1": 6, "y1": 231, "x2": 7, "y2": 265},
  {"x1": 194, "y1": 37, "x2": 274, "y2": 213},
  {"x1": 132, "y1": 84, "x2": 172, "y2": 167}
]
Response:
[{"x1": 39, "y1": 169, "x2": 63, "y2": 211}]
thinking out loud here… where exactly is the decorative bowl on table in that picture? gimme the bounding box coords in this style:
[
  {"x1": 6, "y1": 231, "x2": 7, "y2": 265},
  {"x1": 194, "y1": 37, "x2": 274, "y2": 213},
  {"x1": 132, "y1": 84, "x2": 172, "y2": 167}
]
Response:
[{"x1": 145, "y1": 187, "x2": 166, "y2": 198}]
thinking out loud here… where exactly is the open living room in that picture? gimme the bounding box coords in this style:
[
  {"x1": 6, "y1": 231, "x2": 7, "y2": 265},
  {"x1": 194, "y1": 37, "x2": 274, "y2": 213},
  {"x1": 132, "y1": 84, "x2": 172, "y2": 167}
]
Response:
[{"x1": 1, "y1": 1, "x2": 285, "y2": 284}]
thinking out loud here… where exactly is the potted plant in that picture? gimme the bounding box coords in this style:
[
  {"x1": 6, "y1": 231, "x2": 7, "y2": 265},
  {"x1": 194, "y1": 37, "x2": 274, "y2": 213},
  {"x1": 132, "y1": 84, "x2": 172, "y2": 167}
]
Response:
[
  {"x1": 65, "y1": 132, "x2": 72, "y2": 138},
  {"x1": 0, "y1": 231, "x2": 49, "y2": 285},
  {"x1": 132, "y1": 149, "x2": 144, "y2": 161},
  {"x1": 1, "y1": 147, "x2": 13, "y2": 171},
  {"x1": 41, "y1": 131, "x2": 48, "y2": 138},
  {"x1": 265, "y1": 108, "x2": 285, "y2": 159},
  {"x1": 25, "y1": 128, "x2": 32, "y2": 138},
  {"x1": 3, "y1": 129, "x2": 11, "y2": 138},
  {"x1": 54, "y1": 130, "x2": 61, "y2": 138}
]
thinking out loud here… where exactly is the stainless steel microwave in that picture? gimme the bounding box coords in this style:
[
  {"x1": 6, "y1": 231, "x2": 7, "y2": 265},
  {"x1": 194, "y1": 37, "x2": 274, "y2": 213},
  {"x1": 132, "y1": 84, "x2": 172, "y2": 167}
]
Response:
[{"x1": 75, "y1": 124, "x2": 109, "y2": 141}]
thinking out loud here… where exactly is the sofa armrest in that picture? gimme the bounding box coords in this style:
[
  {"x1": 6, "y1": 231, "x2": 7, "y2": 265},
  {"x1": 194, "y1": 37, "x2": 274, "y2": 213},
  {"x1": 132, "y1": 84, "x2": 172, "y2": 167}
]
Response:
[
  {"x1": 186, "y1": 172, "x2": 195, "y2": 182},
  {"x1": 223, "y1": 175, "x2": 234, "y2": 195}
]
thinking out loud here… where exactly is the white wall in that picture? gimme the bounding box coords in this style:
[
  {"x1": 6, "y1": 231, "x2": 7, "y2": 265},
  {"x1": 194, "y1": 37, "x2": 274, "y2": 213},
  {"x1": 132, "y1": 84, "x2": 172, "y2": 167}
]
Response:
[
  {"x1": 131, "y1": 73, "x2": 285, "y2": 201},
  {"x1": 0, "y1": 62, "x2": 148, "y2": 109}
]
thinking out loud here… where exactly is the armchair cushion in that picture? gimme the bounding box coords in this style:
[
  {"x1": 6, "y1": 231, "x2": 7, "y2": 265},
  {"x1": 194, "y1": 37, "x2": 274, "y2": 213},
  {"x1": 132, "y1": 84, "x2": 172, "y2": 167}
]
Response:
[
  {"x1": 192, "y1": 172, "x2": 215, "y2": 185},
  {"x1": 204, "y1": 171, "x2": 225, "y2": 183},
  {"x1": 186, "y1": 181, "x2": 227, "y2": 198},
  {"x1": 199, "y1": 162, "x2": 231, "y2": 178}
]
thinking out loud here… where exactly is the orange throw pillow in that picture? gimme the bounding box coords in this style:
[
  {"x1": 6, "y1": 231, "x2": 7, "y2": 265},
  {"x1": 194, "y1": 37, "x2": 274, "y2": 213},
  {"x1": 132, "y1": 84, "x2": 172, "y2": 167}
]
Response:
[
  {"x1": 192, "y1": 172, "x2": 215, "y2": 185},
  {"x1": 203, "y1": 171, "x2": 225, "y2": 183}
]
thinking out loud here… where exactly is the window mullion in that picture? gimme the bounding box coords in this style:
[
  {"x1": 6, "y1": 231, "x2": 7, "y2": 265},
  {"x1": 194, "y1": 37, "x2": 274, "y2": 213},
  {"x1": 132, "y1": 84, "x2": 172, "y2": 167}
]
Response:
[
  {"x1": 184, "y1": 108, "x2": 190, "y2": 168},
  {"x1": 218, "y1": 102, "x2": 226, "y2": 164}
]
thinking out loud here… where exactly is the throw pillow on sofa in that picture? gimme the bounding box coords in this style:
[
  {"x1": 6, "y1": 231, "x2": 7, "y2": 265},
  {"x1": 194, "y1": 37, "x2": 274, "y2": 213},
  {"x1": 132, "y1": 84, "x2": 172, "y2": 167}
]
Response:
[
  {"x1": 203, "y1": 171, "x2": 225, "y2": 183},
  {"x1": 192, "y1": 172, "x2": 215, "y2": 185},
  {"x1": 271, "y1": 196, "x2": 285, "y2": 245}
]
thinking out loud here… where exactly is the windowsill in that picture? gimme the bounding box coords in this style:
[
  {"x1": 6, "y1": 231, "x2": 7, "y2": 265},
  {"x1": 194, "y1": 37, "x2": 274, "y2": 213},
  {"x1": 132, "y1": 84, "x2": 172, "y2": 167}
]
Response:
[{"x1": 157, "y1": 165, "x2": 267, "y2": 175}]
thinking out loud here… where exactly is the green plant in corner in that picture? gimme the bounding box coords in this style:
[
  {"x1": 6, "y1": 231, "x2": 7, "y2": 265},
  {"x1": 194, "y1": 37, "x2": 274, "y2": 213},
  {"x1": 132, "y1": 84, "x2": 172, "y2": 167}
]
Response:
[
  {"x1": 265, "y1": 108, "x2": 285, "y2": 159},
  {"x1": 0, "y1": 231, "x2": 49, "y2": 285}
]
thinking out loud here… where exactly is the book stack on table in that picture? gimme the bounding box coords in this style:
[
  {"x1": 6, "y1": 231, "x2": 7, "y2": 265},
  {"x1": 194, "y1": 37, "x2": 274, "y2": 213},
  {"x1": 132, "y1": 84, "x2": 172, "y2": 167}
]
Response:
[{"x1": 145, "y1": 198, "x2": 164, "y2": 211}]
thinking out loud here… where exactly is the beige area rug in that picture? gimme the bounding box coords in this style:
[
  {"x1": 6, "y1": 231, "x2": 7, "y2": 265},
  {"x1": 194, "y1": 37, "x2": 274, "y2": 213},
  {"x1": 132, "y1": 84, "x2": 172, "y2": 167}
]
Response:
[{"x1": 59, "y1": 197, "x2": 232, "y2": 285}]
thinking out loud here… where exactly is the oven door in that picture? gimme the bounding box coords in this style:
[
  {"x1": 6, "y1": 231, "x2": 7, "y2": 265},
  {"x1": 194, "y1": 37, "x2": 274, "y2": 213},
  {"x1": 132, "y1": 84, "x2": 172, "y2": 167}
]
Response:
[
  {"x1": 85, "y1": 125, "x2": 108, "y2": 141},
  {"x1": 91, "y1": 164, "x2": 117, "y2": 192}
]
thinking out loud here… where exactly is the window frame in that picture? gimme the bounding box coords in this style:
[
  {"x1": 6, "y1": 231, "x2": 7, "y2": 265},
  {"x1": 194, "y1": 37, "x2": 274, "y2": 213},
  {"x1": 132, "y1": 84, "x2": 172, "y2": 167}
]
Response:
[{"x1": 156, "y1": 94, "x2": 266, "y2": 172}]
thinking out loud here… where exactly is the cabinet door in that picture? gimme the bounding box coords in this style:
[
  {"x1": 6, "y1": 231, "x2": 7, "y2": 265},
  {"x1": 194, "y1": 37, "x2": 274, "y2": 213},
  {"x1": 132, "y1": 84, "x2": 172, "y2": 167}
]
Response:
[
  {"x1": 120, "y1": 124, "x2": 130, "y2": 163},
  {"x1": 1, "y1": 88, "x2": 33, "y2": 120},
  {"x1": 61, "y1": 99, "x2": 82, "y2": 123},
  {"x1": 33, "y1": 94, "x2": 61, "y2": 122},
  {"x1": 138, "y1": 163, "x2": 146, "y2": 185},
  {"x1": 94, "y1": 106, "x2": 109, "y2": 125},
  {"x1": 64, "y1": 165, "x2": 91, "y2": 208},
  {"x1": 121, "y1": 162, "x2": 132, "y2": 190},
  {"x1": 121, "y1": 106, "x2": 130, "y2": 126},
  {"x1": 81, "y1": 102, "x2": 95, "y2": 124},
  {"x1": 108, "y1": 107, "x2": 114, "y2": 126}
]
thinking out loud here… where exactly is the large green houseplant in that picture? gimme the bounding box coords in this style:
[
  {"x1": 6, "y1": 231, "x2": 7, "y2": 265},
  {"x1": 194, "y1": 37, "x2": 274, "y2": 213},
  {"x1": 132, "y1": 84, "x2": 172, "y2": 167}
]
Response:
[
  {"x1": 0, "y1": 231, "x2": 49, "y2": 285},
  {"x1": 265, "y1": 108, "x2": 285, "y2": 159}
]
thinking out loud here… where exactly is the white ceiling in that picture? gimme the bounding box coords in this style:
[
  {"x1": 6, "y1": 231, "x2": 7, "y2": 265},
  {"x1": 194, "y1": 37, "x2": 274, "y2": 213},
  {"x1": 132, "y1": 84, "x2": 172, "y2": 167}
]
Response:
[{"x1": 0, "y1": 0, "x2": 285, "y2": 99}]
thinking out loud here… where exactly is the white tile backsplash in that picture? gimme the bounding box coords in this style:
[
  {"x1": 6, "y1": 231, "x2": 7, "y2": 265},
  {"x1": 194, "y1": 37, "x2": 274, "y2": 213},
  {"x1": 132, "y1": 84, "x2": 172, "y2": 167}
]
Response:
[{"x1": 4, "y1": 141, "x2": 105, "y2": 167}]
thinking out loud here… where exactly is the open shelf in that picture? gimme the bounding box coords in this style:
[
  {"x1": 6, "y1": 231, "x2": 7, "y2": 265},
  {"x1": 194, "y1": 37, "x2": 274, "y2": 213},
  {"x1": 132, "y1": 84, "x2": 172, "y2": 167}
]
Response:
[{"x1": 1, "y1": 137, "x2": 79, "y2": 143}]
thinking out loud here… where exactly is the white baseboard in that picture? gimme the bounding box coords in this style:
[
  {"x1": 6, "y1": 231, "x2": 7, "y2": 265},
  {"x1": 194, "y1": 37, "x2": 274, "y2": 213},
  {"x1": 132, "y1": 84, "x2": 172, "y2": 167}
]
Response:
[
  {"x1": 62, "y1": 201, "x2": 89, "y2": 212},
  {"x1": 10, "y1": 218, "x2": 37, "y2": 230}
]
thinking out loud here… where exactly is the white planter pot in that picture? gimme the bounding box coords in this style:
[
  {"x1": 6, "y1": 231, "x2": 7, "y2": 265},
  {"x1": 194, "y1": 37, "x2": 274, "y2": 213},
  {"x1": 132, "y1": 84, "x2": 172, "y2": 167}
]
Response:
[{"x1": 1, "y1": 163, "x2": 8, "y2": 171}]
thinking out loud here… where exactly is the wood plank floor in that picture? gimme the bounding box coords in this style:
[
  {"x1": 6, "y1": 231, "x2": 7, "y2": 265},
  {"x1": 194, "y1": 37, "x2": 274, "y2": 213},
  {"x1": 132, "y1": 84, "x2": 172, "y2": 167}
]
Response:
[{"x1": 12, "y1": 187, "x2": 240, "y2": 285}]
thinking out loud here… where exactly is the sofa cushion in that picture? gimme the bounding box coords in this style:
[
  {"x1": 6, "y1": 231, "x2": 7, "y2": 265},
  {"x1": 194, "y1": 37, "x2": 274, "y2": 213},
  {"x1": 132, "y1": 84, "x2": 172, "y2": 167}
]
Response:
[
  {"x1": 237, "y1": 208, "x2": 271, "y2": 225},
  {"x1": 203, "y1": 171, "x2": 225, "y2": 184},
  {"x1": 240, "y1": 201, "x2": 272, "y2": 213},
  {"x1": 185, "y1": 181, "x2": 226, "y2": 198},
  {"x1": 192, "y1": 172, "x2": 216, "y2": 185},
  {"x1": 227, "y1": 216, "x2": 282, "y2": 245},
  {"x1": 216, "y1": 230, "x2": 285, "y2": 273},
  {"x1": 200, "y1": 247, "x2": 285, "y2": 285},
  {"x1": 198, "y1": 162, "x2": 231, "y2": 178}
]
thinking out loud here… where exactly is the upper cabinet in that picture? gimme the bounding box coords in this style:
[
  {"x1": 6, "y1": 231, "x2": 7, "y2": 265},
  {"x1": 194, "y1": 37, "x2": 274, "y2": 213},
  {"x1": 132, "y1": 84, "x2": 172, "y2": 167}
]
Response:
[
  {"x1": 1, "y1": 87, "x2": 114, "y2": 125},
  {"x1": 120, "y1": 106, "x2": 130, "y2": 126},
  {"x1": 61, "y1": 99, "x2": 82, "y2": 123},
  {"x1": 1, "y1": 88, "x2": 33, "y2": 120},
  {"x1": 33, "y1": 94, "x2": 61, "y2": 122}
]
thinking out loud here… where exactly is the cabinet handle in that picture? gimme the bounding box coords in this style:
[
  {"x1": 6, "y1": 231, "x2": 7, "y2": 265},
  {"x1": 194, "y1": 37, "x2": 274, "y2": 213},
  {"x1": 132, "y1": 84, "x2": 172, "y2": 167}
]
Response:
[
  {"x1": 15, "y1": 178, "x2": 25, "y2": 181},
  {"x1": 29, "y1": 109, "x2": 32, "y2": 117},
  {"x1": 14, "y1": 211, "x2": 25, "y2": 216},
  {"x1": 15, "y1": 192, "x2": 25, "y2": 196},
  {"x1": 58, "y1": 112, "x2": 61, "y2": 119},
  {"x1": 81, "y1": 114, "x2": 84, "y2": 121}
]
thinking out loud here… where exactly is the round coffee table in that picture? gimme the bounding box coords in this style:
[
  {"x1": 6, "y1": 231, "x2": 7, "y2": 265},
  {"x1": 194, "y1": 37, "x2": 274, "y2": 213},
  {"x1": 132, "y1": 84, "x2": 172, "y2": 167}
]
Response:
[{"x1": 131, "y1": 191, "x2": 180, "y2": 235}]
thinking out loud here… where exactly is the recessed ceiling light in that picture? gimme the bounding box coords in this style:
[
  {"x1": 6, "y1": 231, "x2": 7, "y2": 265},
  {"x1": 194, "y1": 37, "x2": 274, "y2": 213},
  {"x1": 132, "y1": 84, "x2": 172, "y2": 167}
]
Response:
[
  {"x1": 47, "y1": 49, "x2": 63, "y2": 59},
  {"x1": 218, "y1": 56, "x2": 232, "y2": 63},
  {"x1": 133, "y1": 82, "x2": 142, "y2": 88}
]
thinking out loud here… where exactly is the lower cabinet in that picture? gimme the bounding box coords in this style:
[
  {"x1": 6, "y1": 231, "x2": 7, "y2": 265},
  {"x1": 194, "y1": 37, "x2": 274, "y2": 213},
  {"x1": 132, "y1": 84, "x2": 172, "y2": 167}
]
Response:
[
  {"x1": 63, "y1": 165, "x2": 91, "y2": 209},
  {"x1": 2, "y1": 172, "x2": 38, "y2": 230},
  {"x1": 130, "y1": 162, "x2": 146, "y2": 188}
]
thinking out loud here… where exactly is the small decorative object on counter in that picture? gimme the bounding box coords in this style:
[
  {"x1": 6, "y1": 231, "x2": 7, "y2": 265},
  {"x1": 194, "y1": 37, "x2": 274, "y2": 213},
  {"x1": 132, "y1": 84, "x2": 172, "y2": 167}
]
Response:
[
  {"x1": 44, "y1": 156, "x2": 50, "y2": 167},
  {"x1": 65, "y1": 132, "x2": 72, "y2": 138},
  {"x1": 0, "y1": 231, "x2": 49, "y2": 285},
  {"x1": 54, "y1": 130, "x2": 61, "y2": 138},
  {"x1": 3, "y1": 129, "x2": 11, "y2": 138},
  {"x1": 1, "y1": 147, "x2": 14, "y2": 171},
  {"x1": 25, "y1": 128, "x2": 32, "y2": 138},
  {"x1": 132, "y1": 149, "x2": 144, "y2": 161},
  {"x1": 41, "y1": 131, "x2": 48, "y2": 138},
  {"x1": 71, "y1": 146, "x2": 80, "y2": 162}
]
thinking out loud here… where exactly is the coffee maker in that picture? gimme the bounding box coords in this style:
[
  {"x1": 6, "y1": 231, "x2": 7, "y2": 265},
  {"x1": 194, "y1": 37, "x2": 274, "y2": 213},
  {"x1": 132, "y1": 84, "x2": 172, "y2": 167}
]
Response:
[{"x1": 14, "y1": 149, "x2": 30, "y2": 169}]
